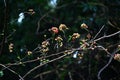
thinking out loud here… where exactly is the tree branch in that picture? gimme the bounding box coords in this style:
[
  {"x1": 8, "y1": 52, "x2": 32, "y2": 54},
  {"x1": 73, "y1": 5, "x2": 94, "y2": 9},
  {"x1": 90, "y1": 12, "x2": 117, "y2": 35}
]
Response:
[
  {"x1": 97, "y1": 48, "x2": 120, "y2": 80},
  {"x1": 94, "y1": 31, "x2": 120, "y2": 42}
]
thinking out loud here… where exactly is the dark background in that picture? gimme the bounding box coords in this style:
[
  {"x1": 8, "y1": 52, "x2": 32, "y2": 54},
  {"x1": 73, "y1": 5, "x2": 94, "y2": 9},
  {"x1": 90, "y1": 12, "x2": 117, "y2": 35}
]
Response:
[{"x1": 0, "y1": 0, "x2": 120, "y2": 80}]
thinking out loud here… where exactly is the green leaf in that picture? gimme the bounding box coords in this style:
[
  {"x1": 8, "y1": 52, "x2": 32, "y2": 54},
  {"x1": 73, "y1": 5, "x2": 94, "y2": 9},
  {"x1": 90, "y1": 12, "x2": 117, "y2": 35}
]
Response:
[
  {"x1": 0, "y1": 71, "x2": 4, "y2": 77},
  {"x1": 17, "y1": 56, "x2": 21, "y2": 60},
  {"x1": 67, "y1": 35, "x2": 72, "y2": 42}
]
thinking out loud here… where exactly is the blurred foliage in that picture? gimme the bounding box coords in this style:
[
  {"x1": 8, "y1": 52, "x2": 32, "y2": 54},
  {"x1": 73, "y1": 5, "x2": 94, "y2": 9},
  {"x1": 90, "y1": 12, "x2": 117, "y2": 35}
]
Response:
[
  {"x1": 0, "y1": 0, "x2": 120, "y2": 80},
  {"x1": 0, "y1": 71, "x2": 4, "y2": 77}
]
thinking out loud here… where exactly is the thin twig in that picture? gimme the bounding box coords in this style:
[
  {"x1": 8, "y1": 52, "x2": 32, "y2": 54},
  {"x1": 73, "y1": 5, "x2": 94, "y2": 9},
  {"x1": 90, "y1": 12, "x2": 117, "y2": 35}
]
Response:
[
  {"x1": 97, "y1": 48, "x2": 120, "y2": 80},
  {"x1": 22, "y1": 54, "x2": 67, "y2": 79},
  {"x1": 68, "y1": 72, "x2": 73, "y2": 80},
  {"x1": 92, "y1": 25, "x2": 105, "y2": 40},
  {"x1": 0, "y1": 64, "x2": 24, "y2": 80},
  {"x1": 34, "y1": 70, "x2": 55, "y2": 79},
  {"x1": 5, "y1": 49, "x2": 65, "y2": 66},
  {"x1": 5, "y1": 46, "x2": 88, "y2": 66},
  {"x1": 4, "y1": 0, "x2": 6, "y2": 7},
  {"x1": 40, "y1": 75, "x2": 43, "y2": 80},
  {"x1": 36, "y1": 11, "x2": 51, "y2": 34},
  {"x1": 96, "y1": 45, "x2": 111, "y2": 55},
  {"x1": 94, "y1": 31, "x2": 120, "y2": 42}
]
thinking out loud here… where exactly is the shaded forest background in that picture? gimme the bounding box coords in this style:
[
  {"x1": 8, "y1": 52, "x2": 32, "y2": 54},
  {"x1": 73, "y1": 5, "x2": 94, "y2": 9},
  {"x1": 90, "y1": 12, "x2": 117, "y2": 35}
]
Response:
[{"x1": 0, "y1": 0, "x2": 120, "y2": 80}]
